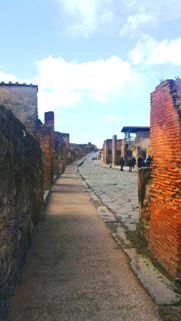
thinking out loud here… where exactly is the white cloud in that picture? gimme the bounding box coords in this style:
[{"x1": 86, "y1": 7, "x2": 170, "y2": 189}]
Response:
[
  {"x1": 54, "y1": 0, "x2": 115, "y2": 37},
  {"x1": 120, "y1": 13, "x2": 156, "y2": 38},
  {"x1": 0, "y1": 69, "x2": 17, "y2": 83},
  {"x1": 34, "y1": 55, "x2": 145, "y2": 119},
  {"x1": 130, "y1": 36, "x2": 181, "y2": 66},
  {"x1": 53, "y1": 0, "x2": 181, "y2": 38},
  {"x1": 121, "y1": 0, "x2": 181, "y2": 23}
]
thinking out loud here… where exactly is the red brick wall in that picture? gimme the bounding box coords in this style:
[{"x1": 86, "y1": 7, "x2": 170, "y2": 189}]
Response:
[
  {"x1": 102, "y1": 139, "x2": 112, "y2": 164},
  {"x1": 149, "y1": 79, "x2": 181, "y2": 279}
]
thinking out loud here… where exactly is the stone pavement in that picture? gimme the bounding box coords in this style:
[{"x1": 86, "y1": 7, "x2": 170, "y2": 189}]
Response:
[
  {"x1": 79, "y1": 158, "x2": 139, "y2": 232},
  {"x1": 9, "y1": 163, "x2": 161, "y2": 321},
  {"x1": 78, "y1": 154, "x2": 180, "y2": 310}
]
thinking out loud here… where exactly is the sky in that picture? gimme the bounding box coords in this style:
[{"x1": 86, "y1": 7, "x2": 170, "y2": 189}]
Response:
[{"x1": 0, "y1": 0, "x2": 181, "y2": 147}]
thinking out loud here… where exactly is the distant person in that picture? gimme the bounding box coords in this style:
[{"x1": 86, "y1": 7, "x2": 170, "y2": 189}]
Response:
[
  {"x1": 132, "y1": 156, "x2": 136, "y2": 170},
  {"x1": 137, "y1": 156, "x2": 142, "y2": 168},
  {"x1": 146, "y1": 155, "x2": 152, "y2": 167},
  {"x1": 128, "y1": 158, "x2": 133, "y2": 172},
  {"x1": 141, "y1": 156, "x2": 146, "y2": 167},
  {"x1": 120, "y1": 157, "x2": 124, "y2": 171},
  {"x1": 109, "y1": 162, "x2": 112, "y2": 168}
]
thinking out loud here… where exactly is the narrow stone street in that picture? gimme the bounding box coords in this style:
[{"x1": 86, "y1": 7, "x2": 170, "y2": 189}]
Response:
[
  {"x1": 79, "y1": 154, "x2": 139, "y2": 232},
  {"x1": 9, "y1": 163, "x2": 161, "y2": 321}
]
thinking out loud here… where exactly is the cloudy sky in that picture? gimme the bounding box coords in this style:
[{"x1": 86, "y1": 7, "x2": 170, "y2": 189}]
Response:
[{"x1": 0, "y1": 0, "x2": 181, "y2": 147}]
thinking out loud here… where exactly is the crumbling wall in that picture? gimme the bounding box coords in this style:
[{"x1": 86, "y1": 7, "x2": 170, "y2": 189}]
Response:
[
  {"x1": 137, "y1": 168, "x2": 152, "y2": 241},
  {"x1": 61, "y1": 133, "x2": 70, "y2": 165},
  {"x1": 54, "y1": 132, "x2": 64, "y2": 176},
  {"x1": 0, "y1": 83, "x2": 38, "y2": 135},
  {"x1": 0, "y1": 105, "x2": 43, "y2": 318},
  {"x1": 36, "y1": 121, "x2": 53, "y2": 192},
  {"x1": 147, "y1": 80, "x2": 181, "y2": 279},
  {"x1": 102, "y1": 139, "x2": 112, "y2": 164}
]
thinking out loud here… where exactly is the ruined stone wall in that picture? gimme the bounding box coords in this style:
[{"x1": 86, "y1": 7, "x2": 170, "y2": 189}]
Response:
[
  {"x1": 102, "y1": 140, "x2": 107, "y2": 163},
  {"x1": 61, "y1": 133, "x2": 70, "y2": 165},
  {"x1": 0, "y1": 83, "x2": 38, "y2": 135},
  {"x1": 54, "y1": 132, "x2": 64, "y2": 176},
  {"x1": 36, "y1": 123, "x2": 53, "y2": 191},
  {"x1": 45, "y1": 111, "x2": 54, "y2": 131},
  {"x1": 137, "y1": 168, "x2": 152, "y2": 241},
  {"x1": 102, "y1": 139, "x2": 112, "y2": 164},
  {"x1": 148, "y1": 80, "x2": 181, "y2": 279},
  {"x1": 0, "y1": 105, "x2": 43, "y2": 317}
]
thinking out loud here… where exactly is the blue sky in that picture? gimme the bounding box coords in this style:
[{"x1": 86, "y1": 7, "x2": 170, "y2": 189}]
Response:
[{"x1": 0, "y1": 0, "x2": 181, "y2": 147}]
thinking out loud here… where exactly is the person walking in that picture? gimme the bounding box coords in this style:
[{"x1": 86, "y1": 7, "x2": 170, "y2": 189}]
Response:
[
  {"x1": 137, "y1": 156, "x2": 142, "y2": 168},
  {"x1": 128, "y1": 158, "x2": 133, "y2": 172},
  {"x1": 120, "y1": 157, "x2": 124, "y2": 171},
  {"x1": 146, "y1": 155, "x2": 152, "y2": 167},
  {"x1": 132, "y1": 156, "x2": 136, "y2": 170}
]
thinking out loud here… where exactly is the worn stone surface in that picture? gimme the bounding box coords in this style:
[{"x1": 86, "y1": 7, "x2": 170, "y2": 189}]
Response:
[
  {"x1": 79, "y1": 157, "x2": 139, "y2": 231},
  {"x1": 0, "y1": 105, "x2": 43, "y2": 319},
  {"x1": 9, "y1": 163, "x2": 161, "y2": 321}
]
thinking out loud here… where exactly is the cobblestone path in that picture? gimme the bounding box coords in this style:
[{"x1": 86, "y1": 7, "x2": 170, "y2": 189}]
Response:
[{"x1": 79, "y1": 155, "x2": 139, "y2": 232}]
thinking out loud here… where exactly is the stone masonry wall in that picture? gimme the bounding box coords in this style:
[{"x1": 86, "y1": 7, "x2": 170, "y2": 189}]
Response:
[
  {"x1": 137, "y1": 168, "x2": 152, "y2": 241},
  {"x1": 54, "y1": 132, "x2": 64, "y2": 176},
  {"x1": 0, "y1": 105, "x2": 43, "y2": 318},
  {"x1": 0, "y1": 83, "x2": 38, "y2": 135},
  {"x1": 148, "y1": 79, "x2": 181, "y2": 279},
  {"x1": 36, "y1": 122, "x2": 53, "y2": 192},
  {"x1": 102, "y1": 139, "x2": 112, "y2": 164}
]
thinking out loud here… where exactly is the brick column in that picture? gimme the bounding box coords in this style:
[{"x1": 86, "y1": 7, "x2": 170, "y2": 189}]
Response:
[
  {"x1": 112, "y1": 135, "x2": 117, "y2": 165},
  {"x1": 103, "y1": 140, "x2": 109, "y2": 164},
  {"x1": 148, "y1": 79, "x2": 181, "y2": 279},
  {"x1": 36, "y1": 125, "x2": 53, "y2": 191},
  {"x1": 44, "y1": 111, "x2": 54, "y2": 131}
]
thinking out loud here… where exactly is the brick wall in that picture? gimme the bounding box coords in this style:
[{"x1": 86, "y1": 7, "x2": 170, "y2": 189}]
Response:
[
  {"x1": 0, "y1": 105, "x2": 43, "y2": 318},
  {"x1": 61, "y1": 133, "x2": 70, "y2": 165},
  {"x1": 36, "y1": 122, "x2": 53, "y2": 191},
  {"x1": 102, "y1": 139, "x2": 112, "y2": 164},
  {"x1": 45, "y1": 111, "x2": 54, "y2": 131},
  {"x1": 149, "y1": 80, "x2": 181, "y2": 279},
  {"x1": 54, "y1": 132, "x2": 64, "y2": 176},
  {"x1": 0, "y1": 83, "x2": 38, "y2": 135}
]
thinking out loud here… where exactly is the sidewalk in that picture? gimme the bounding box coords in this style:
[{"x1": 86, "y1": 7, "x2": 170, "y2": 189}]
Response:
[
  {"x1": 93, "y1": 159, "x2": 138, "y2": 172},
  {"x1": 9, "y1": 163, "x2": 161, "y2": 321}
]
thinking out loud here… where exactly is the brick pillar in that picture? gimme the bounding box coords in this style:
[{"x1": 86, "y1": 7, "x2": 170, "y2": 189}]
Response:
[
  {"x1": 103, "y1": 140, "x2": 109, "y2": 164},
  {"x1": 44, "y1": 111, "x2": 55, "y2": 177},
  {"x1": 112, "y1": 135, "x2": 117, "y2": 165},
  {"x1": 148, "y1": 79, "x2": 181, "y2": 279},
  {"x1": 45, "y1": 111, "x2": 54, "y2": 132},
  {"x1": 36, "y1": 125, "x2": 53, "y2": 191}
]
